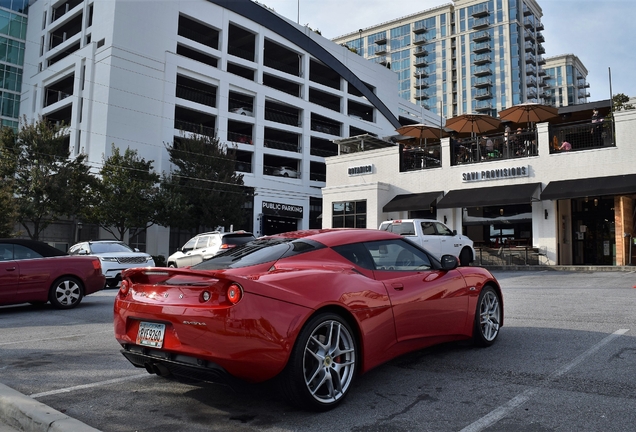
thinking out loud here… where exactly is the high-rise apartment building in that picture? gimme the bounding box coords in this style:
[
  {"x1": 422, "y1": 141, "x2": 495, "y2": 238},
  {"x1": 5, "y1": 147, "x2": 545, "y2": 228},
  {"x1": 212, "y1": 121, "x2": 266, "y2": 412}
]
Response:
[
  {"x1": 333, "y1": 0, "x2": 586, "y2": 117},
  {"x1": 0, "y1": 0, "x2": 28, "y2": 130},
  {"x1": 542, "y1": 54, "x2": 590, "y2": 107}
]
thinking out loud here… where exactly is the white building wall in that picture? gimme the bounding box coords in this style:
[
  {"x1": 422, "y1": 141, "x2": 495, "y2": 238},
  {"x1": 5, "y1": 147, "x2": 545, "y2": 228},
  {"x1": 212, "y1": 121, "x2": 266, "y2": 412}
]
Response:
[{"x1": 324, "y1": 110, "x2": 636, "y2": 265}]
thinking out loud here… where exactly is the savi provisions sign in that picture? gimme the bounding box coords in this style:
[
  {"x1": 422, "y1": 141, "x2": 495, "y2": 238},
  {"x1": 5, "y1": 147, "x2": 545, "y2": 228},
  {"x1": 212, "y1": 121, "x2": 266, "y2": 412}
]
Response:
[{"x1": 462, "y1": 165, "x2": 529, "y2": 182}]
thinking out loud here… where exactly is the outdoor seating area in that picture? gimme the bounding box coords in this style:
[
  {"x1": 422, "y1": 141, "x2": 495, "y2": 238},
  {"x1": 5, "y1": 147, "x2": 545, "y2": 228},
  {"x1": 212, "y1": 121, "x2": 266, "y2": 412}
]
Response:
[
  {"x1": 474, "y1": 245, "x2": 544, "y2": 266},
  {"x1": 394, "y1": 102, "x2": 614, "y2": 172}
]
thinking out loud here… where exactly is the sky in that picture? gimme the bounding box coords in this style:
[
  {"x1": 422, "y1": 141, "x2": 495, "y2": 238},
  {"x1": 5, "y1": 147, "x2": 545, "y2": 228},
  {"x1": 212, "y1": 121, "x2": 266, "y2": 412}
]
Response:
[{"x1": 260, "y1": 0, "x2": 636, "y2": 101}]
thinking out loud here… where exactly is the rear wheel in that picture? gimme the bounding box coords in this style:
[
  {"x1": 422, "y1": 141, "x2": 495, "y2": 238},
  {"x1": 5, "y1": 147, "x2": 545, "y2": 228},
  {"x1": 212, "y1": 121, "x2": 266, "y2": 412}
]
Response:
[
  {"x1": 459, "y1": 247, "x2": 472, "y2": 266},
  {"x1": 280, "y1": 313, "x2": 357, "y2": 411},
  {"x1": 473, "y1": 286, "x2": 501, "y2": 346},
  {"x1": 49, "y1": 276, "x2": 84, "y2": 309}
]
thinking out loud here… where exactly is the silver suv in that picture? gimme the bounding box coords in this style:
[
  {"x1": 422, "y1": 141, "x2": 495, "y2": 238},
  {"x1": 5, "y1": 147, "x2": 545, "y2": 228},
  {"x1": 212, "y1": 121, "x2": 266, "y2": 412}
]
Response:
[
  {"x1": 69, "y1": 240, "x2": 154, "y2": 287},
  {"x1": 167, "y1": 231, "x2": 256, "y2": 268}
]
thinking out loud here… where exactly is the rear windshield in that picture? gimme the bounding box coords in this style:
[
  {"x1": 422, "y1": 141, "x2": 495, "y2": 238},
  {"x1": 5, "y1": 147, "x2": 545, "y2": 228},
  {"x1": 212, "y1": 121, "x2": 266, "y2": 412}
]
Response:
[
  {"x1": 221, "y1": 234, "x2": 256, "y2": 245},
  {"x1": 192, "y1": 238, "x2": 324, "y2": 270},
  {"x1": 385, "y1": 222, "x2": 415, "y2": 236}
]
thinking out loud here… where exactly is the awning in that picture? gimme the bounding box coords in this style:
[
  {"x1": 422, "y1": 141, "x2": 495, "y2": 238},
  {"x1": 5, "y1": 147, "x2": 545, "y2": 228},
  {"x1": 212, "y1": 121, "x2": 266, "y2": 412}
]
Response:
[
  {"x1": 437, "y1": 183, "x2": 541, "y2": 208},
  {"x1": 383, "y1": 191, "x2": 443, "y2": 213},
  {"x1": 541, "y1": 174, "x2": 636, "y2": 200}
]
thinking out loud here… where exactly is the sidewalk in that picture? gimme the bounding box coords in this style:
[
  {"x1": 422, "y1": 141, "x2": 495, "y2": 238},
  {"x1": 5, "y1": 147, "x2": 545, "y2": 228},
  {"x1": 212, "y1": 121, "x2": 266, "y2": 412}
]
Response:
[{"x1": 0, "y1": 383, "x2": 100, "y2": 432}]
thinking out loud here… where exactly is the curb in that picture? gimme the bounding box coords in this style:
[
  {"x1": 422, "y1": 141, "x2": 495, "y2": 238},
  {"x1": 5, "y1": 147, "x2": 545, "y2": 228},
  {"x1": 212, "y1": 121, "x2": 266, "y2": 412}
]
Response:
[{"x1": 0, "y1": 383, "x2": 100, "y2": 432}]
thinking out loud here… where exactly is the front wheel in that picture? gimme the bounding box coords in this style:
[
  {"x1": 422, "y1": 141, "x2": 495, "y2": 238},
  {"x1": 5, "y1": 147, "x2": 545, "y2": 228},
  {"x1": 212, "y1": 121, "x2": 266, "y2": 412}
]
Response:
[
  {"x1": 473, "y1": 286, "x2": 501, "y2": 346},
  {"x1": 280, "y1": 313, "x2": 357, "y2": 411},
  {"x1": 49, "y1": 276, "x2": 84, "y2": 309}
]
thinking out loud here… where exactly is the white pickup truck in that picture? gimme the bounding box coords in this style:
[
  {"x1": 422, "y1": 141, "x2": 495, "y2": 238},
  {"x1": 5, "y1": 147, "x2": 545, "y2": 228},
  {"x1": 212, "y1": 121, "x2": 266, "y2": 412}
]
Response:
[{"x1": 379, "y1": 219, "x2": 475, "y2": 266}]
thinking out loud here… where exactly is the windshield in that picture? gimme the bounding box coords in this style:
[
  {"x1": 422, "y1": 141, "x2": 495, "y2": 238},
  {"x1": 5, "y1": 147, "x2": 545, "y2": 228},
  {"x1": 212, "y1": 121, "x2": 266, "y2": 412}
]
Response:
[
  {"x1": 192, "y1": 238, "x2": 323, "y2": 270},
  {"x1": 90, "y1": 242, "x2": 134, "y2": 253}
]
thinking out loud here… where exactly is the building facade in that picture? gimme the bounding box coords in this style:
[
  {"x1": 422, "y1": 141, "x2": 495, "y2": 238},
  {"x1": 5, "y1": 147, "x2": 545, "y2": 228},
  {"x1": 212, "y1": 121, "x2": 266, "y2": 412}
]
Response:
[
  {"x1": 333, "y1": 0, "x2": 587, "y2": 117},
  {"x1": 323, "y1": 106, "x2": 636, "y2": 267},
  {"x1": 19, "y1": 0, "x2": 435, "y2": 257},
  {"x1": 542, "y1": 54, "x2": 590, "y2": 107},
  {"x1": 0, "y1": 0, "x2": 28, "y2": 130}
]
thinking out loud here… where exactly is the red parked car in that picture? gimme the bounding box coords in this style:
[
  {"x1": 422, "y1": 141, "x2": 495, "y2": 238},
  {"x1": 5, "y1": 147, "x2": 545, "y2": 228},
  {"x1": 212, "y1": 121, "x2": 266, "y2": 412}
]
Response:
[
  {"x1": 0, "y1": 239, "x2": 105, "y2": 309},
  {"x1": 114, "y1": 229, "x2": 503, "y2": 410}
]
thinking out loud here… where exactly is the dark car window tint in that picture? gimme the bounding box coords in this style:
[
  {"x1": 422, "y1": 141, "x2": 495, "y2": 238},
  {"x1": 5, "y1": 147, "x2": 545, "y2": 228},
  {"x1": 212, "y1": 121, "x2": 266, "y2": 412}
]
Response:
[
  {"x1": 192, "y1": 238, "x2": 323, "y2": 270},
  {"x1": 333, "y1": 243, "x2": 375, "y2": 270},
  {"x1": 0, "y1": 244, "x2": 13, "y2": 260},
  {"x1": 364, "y1": 239, "x2": 431, "y2": 271},
  {"x1": 13, "y1": 244, "x2": 43, "y2": 260},
  {"x1": 222, "y1": 234, "x2": 256, "y2": 246}
]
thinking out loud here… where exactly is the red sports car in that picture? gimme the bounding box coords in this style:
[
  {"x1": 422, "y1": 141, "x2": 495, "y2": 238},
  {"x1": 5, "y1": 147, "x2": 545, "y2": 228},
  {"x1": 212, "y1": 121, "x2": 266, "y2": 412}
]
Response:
[
  {"x1": 0, "y1": 239, "x2": 106, "y2": 309},
  {"x1": 114, "y1": 229, "x2": 503, "y2": 410}
]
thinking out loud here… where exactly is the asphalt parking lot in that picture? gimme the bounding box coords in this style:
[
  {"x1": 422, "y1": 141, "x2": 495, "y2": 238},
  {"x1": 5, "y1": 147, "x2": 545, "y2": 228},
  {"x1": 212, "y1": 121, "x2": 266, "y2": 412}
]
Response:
[{"x1": 1, "y1": 270, "x2": 635, "y2": 432}]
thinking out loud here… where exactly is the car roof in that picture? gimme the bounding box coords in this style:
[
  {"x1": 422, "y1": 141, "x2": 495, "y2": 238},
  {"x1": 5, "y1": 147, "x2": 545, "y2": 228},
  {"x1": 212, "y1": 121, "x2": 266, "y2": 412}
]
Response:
[
  {"x1": 268, "y1": 228, "x2": 401, "y2": 247},
  {"x1": 0, "y1": 238, "x2": 68, "y2": 257}
]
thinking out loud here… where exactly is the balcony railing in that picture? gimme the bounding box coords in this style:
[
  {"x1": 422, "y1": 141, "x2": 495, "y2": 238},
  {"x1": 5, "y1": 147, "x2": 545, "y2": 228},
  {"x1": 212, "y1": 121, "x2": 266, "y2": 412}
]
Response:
[
  {"x1": 400, "y1": 144, "x2": 441, "y2": 172},
  {"x1": 451, "y1": 130, "x2": 539, "y2": 166},
  {"x1": 549, "y1": 118, "x2": 614, "y2": 153}
]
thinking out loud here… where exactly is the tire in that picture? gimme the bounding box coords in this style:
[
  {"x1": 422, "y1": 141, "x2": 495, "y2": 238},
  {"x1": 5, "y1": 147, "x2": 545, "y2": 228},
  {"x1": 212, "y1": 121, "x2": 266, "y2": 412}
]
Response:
[
  {"x1": 168, "y1": 262, "x2": 176, "y2": 268},
  {"x1": 459, "y1": 247, "x2": 472, "y2": 266},
  {"x1": 283, "y1": 172, "x2": 289, "y2": 177},
  {"x1": 473, "y1": 286, "x2": 501, "y2": 347},
  {"x1": 280, "y1": 312, "x2": 357, "y2": 411},
  {"x1": 49, "y1": 276, "x2": 84, "y2": 309}
]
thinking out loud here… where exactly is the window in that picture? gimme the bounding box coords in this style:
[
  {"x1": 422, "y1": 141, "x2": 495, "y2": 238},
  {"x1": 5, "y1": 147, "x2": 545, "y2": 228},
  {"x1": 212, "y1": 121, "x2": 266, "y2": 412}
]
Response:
[
  {"x1": 364, "y1": 239, "x2": 431, "y2": 271},
  {"x1": 332, "y1": 200, "x2": 366, "y2": 228}
]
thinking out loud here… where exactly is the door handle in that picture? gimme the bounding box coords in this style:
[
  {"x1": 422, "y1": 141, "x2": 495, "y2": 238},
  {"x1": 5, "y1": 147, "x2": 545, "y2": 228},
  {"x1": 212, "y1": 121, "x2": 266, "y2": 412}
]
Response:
[
  {"x1": 391, "y1": 283, "x2": 404, "y2": 291},
  {"x1": 5, "y1": 267, "x2": 16, "y2": 271}
]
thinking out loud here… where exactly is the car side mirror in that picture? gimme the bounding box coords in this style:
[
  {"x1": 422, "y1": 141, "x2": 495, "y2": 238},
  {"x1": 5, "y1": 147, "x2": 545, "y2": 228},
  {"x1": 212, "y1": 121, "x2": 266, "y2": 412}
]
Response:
[
  {"x1": 134, "y1": 248, "x2": 140, "y2": 252},
  {"x1": 440, "y1": 254, "x2": 459, "y2": 270},
  {"x1": 452, "y1": 230, "x2": 457, "y2": 236},
  {"x1": 79, "y1": 250, "x2": 88, "y2": 255}
]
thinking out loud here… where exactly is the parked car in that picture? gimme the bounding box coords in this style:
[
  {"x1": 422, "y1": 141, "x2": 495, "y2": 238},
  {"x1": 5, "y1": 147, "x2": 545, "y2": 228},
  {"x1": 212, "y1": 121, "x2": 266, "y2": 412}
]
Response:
[
  {"x1": 272, "y1": 166, "x2": 298, "y2": 178},
  {"x1": 114, "y1": 228, "x2": 503, "y2": 411},
  {"x1": 167, "y1": 231, "x2": 256, "y2": 268},
  {"x1": 68, "y1": 240, "x2": 154, "y2": 288},
  {"x1": 230, "y1": 107, "x2": 253, "y2": 116},
  {"x1": 379, "y1": 219, "x2": 475, "y2": 266},
  {"x1": 0, "y1": 239, "x2": 105, "y2": 309}
]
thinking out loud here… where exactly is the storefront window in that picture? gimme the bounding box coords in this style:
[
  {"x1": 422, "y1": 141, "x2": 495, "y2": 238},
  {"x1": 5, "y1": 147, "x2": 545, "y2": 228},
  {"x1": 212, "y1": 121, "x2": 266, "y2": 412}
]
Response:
[
  {"x1": 463, "y1": 204, "x2": 532, "y2": 247},
  {"x1": 332, "y1": 200, "x2": 366, "y2": 228}
]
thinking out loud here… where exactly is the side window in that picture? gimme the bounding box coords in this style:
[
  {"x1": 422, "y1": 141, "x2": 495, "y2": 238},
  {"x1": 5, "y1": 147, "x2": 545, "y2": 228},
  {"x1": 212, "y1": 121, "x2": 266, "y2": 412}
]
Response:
[
  {"x1": 421, "y1": 222, "x2": 436, "y2": 235},
  {"x1": 0, "y1": 244, "x2": 13, "y2": 260},
  {"x1": 364, "y1": 239, "x2": 431, "y2": 271},
  {"x1": 333, "y1": 243, "x2": 375, "y2": 270},
  {"x1": 182, "y1": 238, "x2": 197, "y2": 252},
  {"x1": 435, "y1": 222, "x2": 454, "y2": 236},
  {"x1": 13, "y1": 245, "x2": 43, "y2": 260},
  {"x1": 195, "y1": 236, "x2": 210, "y2": 249}
]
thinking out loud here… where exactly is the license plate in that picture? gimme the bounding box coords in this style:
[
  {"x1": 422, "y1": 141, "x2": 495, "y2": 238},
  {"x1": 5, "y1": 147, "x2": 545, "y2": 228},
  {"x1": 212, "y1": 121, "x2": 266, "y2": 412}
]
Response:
[{"x1": 136, "y1": 322, "x2": 165, "y2": 348}]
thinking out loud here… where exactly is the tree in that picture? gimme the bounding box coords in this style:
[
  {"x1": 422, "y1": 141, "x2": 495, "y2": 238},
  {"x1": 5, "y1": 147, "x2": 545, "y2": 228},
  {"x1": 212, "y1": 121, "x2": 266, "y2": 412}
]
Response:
[
  {"x1": 160, "y1": 133, "x2": 250, "y2": 231},
  {"x1": 613, "y1": 93, "x2": 635, "y2": 111},
  {"x1": 81, "y1": 145, "x2": 161, "y2": 241},
  {"x1": 0, "y1": 180, "x2": 16, "y2": 237},
  {"x1": 0, "y1": 118, "x2": 96, "y2": 240}
]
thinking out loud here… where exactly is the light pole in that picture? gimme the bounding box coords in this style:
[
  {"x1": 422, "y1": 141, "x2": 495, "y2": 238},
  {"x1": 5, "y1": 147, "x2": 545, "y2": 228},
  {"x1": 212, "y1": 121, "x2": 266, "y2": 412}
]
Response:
[
  {"x1": 358, "y1": 29, "x2": 363, "y2": 55},
  {"x1": 297, "y1": 0, "x2": 300, "y2": 24}
]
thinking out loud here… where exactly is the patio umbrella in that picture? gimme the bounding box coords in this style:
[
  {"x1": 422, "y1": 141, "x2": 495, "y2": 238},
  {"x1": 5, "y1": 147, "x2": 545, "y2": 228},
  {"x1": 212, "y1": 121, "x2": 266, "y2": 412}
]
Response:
[
  {"x1": 444, "y1": 113, "x2": 501, "y2": 136},
  {"x1": 498, "y1": 102, "x2": 558, "y2": 126},
  {"x1": 395, "y1": 123, "x2": 447, "y2": 146}
]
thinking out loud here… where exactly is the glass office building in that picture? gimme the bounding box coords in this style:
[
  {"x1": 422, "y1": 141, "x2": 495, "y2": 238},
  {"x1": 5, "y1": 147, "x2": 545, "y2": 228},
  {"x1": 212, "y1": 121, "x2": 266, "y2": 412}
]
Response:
[{"x1": 0, "y1": 0, "x2": 28, "y2": 130}]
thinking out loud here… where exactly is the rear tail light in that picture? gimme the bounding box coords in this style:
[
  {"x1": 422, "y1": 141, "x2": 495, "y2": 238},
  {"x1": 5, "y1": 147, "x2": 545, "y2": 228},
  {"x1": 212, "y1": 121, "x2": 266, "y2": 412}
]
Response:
[
  {"x1": 120, "y1": 280, "x2": 130, "y2": 296},
  {"x1": 226, "y1": 283, "x2": 243, "y2": 304},
  {"x1": 92, "y1": 259, "x2": 102, "y2": 271},
  {"x1": 220, "y1": 243, "x2": 237, "y2": 250}
]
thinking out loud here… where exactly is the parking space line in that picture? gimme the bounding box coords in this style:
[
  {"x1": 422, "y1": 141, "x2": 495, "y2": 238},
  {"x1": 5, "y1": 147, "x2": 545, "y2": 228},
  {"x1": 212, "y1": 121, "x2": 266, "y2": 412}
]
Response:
[
  {"x1": 30, "y1": 374, "x2": 149, "y2": 398},
  {"x1": 0, "y1": 330, "x2": 113, "y2": 346},
  {"x1": 460, "y1": 328, "x2": 630, "y2": 432}
]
